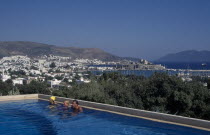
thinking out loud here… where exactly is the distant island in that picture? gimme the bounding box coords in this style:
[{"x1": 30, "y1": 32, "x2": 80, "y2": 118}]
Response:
[{"x1": 156, "y1": 50, "x2": 210, "y2": 62}]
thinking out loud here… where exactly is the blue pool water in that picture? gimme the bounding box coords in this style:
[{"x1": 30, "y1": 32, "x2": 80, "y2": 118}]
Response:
[{"x1": 0, "y1": 99, "x2": 209, "y2": 135}]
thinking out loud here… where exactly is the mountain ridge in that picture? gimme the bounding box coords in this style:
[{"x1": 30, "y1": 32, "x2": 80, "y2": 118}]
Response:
[
  {"x1": 156, "y1": 50, "x2": 210, "y2": 62},
  {"x1": 0, "y1": 41, "x2": 121, "y2": 61}
]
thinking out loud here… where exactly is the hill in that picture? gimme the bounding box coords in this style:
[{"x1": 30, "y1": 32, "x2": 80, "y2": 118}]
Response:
[
  {"x1": 0, "y1": 41, "x2": 120, "y2": 61},
  {"x1": 156, "y1": 50, "x2": 210, "y2": 62}
]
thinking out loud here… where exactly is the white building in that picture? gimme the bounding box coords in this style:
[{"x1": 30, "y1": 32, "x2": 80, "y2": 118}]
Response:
[
  {"x1": 13, "y1": 78, "x2": 25, "y2": 85},
  {"x1": 76, "y1": 77, "x2": 91, "y2": 84},
  {"x1": 48, "y1": 79, "x2": 61, "y2": 88},
  {"x1": 30, "y1": 70, "x2": 41, "y2": 75},
  {"x1": 0, "y1": 70, "x2": 11, "y2": 82}
]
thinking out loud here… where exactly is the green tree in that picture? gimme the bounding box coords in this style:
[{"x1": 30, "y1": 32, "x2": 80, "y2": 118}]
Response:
[
  {"x1": 63, "y1": 78, "x2": 69, "y2": 83},
  {"x1": 18, "y1": 81, "x2": 50, "y2": 94},
  {"x1": 50, "y1": 62, "x2": 56, "y2": 68},
  {"x1": 207, "y1": 79, "x2": 210, "y2": 89},
  {"x1": 0, "y1": 80, "x2": 14, "y2": 95},
  {"x1": 55, "y1": 75, "x2": 63, "y2": 80},
  {"x1": 30, "y1": 66, "x2": 39, "y2": 70}
]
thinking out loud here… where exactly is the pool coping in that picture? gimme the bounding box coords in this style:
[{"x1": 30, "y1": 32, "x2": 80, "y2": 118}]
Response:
[
  {"x1": 0, "y1": 94, "x2": 210, "y2": 131},
  {"x1": 0, "y1": 94, "x2": 38, "y2": 101}
]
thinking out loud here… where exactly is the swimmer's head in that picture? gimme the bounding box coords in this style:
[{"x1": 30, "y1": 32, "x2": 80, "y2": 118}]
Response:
[
  {"x1": 63, "y1": 100, "x2": 70, "y2": 107},
  {"x1": 50, "y1": 96, "x2": 56, "y2": 101},
  {"x1": 49, "y1": 96, "x2": 56, "y2": 105},
  {"x1": 72, "y1": 100, "x2": 79, "y2": 108}
]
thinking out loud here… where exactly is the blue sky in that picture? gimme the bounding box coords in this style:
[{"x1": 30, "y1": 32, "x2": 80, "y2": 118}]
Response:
[{"x1": 0, "y1": 0, "x2": 210, "y2": 60}]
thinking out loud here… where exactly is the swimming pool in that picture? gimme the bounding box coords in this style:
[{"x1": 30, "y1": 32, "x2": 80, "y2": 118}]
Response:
[{"x1": 0, "y1": 99, "x2": 209, "y2": 135}]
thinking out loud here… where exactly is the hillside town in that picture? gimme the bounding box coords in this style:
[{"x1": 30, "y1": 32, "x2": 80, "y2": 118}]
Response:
[{"x1": 0, "y1": 55, "x2": 166, "y2": 88}]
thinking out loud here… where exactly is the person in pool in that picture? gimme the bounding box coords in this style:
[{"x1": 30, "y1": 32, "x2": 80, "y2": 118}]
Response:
[
  {"x1": 48, "y1": 96, "x2": 58, "y2": 110},
  {"x1": 71, "y1": 100, "x2": 83, "y2": 113},
  {"x1": 49, "y1": 96, "x2": 56, "y2": 105},
  {"x1": 63, "y1": 100, "x2": 70, "y2": 110}
]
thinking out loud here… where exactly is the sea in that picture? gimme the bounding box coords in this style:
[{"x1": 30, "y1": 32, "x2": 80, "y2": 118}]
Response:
[
  {"x1": 153, "y1": 62, "x2": 210, "y2": 70},
  {"x1": 89, "y1": 62, "x2": 210, "y2": 77}
]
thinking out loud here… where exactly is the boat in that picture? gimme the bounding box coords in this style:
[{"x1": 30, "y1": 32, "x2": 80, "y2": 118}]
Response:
[{"x1": 201, "y1": 63, "x2": 207, "y2": 66}]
